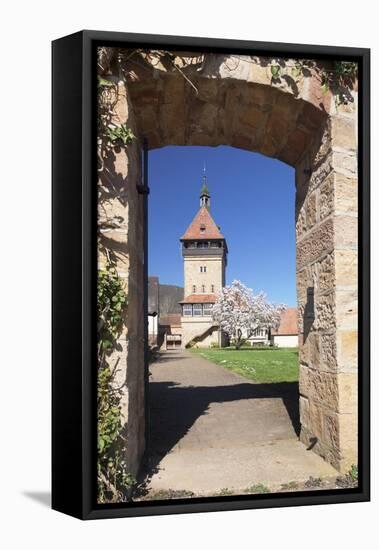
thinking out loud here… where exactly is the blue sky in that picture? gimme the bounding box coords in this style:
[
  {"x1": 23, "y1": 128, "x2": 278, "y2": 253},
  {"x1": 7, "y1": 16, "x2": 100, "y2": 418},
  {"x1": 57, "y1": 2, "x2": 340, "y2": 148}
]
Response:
[{"x1": 148, "y1": 146, "x2": 296, "y2": 306}]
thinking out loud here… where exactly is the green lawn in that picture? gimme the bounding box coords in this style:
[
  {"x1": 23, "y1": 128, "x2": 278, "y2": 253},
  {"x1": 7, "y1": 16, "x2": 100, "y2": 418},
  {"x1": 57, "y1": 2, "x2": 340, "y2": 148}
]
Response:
[{"x1": 190, "y1": 347, "x2": 299, "y2": 383}]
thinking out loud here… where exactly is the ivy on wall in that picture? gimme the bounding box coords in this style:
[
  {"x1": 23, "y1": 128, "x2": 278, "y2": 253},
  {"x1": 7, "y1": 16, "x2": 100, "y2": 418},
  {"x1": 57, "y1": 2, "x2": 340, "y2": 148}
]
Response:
[
  {"x1": 96, "y1": 61, "x2": 138, "y2": 503},
  {"x1": 97, "y1": 259, "x2": 135, "y2": 503},
  {"x1": 269, "y1": 59, "x2": 358, "y2": 105}
]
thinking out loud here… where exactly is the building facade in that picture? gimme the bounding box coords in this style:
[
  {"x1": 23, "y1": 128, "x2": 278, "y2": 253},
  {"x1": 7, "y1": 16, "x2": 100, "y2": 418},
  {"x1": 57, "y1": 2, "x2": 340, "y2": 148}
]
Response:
[
  {"x1": 179, "y1": 177, "x2": 228, "y2": 348},
  {"x1": 159, "y1": 313, "x2": 183, "y2": 350},
  {"x1": 270, "y1": 307, "x2": 299, "y2": 348},
  {"x1": 244, "y1": 327, "x2": 270, "y2": 346}
]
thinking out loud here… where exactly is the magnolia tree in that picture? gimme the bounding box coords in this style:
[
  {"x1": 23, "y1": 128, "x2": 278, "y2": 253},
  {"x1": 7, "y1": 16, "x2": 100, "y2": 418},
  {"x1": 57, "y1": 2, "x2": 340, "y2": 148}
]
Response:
[{"x1": 212, "y1": 280, "x2": 286, "y2": 349}]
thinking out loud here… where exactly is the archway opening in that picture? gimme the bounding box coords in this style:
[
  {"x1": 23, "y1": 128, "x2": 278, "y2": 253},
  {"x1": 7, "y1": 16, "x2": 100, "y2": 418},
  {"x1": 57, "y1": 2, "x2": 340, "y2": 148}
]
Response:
[{"x1": 145, "y1": 145, "x2": 311, "y2": 495}]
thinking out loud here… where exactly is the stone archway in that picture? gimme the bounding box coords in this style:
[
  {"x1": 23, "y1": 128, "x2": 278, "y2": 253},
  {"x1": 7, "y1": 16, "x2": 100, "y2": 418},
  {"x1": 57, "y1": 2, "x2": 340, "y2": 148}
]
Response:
[{"x1": 97, "y1": 49, "x2": 358, "y2": 479}]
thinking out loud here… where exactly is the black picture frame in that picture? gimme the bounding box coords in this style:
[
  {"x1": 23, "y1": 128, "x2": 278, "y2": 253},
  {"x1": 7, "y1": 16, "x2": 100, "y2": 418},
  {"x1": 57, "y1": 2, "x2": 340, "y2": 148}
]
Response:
[{"x1": 52, "y1": 30, "x2": 370, "y2": 520}]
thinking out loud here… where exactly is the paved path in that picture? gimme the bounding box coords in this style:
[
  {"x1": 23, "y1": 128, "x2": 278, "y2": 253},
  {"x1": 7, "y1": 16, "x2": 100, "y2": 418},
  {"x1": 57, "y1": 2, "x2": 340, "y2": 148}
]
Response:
[{"x1": 146, "y1": 350, "x2": 337, "y2": 496}]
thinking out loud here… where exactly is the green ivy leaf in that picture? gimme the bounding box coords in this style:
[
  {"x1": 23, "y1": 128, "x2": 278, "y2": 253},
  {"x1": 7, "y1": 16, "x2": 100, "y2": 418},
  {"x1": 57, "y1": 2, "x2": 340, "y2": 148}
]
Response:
[
  {"x1": 321, "y1": 81, "x2": 329, "y2": 94},
  {"x1": 291, "y1": 65, "x2": 301, "y2": 78},
  {"x1": 97, "y1": 261, "x2": 131, "y2": 500},
  {"x1": 97, "y1": 76, "x2": 114, "y2": 88}
]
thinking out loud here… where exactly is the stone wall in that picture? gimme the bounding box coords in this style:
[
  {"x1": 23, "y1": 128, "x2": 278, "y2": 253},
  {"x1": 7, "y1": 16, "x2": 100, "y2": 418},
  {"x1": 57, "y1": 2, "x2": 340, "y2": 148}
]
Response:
[
  {"x1": 296, "y1": 103, "x2": 358, "y2": 470},
  {"x1": 99, "y1": 49, "x2": 358, "y2": 475},
  {"x1": 126, "y1": 54, "x2": 328, "y2": 165},
  {"x1": 97, "y1": 78, "x2": 145, "y2": 479}
]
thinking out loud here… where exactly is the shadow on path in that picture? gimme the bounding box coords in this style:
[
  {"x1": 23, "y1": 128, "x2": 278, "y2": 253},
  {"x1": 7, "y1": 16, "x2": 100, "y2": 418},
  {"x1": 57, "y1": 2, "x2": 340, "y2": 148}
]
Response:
[{"x1": 145, "y1": 379, "x2": 300, "y2": 475}]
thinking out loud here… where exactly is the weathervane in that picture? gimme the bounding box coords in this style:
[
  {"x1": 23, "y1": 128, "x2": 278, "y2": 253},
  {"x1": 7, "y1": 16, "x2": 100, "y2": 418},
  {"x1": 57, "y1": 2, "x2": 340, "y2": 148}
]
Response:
[{"x1": 203, "y1": 161, "x2": 207, "y2": 183}]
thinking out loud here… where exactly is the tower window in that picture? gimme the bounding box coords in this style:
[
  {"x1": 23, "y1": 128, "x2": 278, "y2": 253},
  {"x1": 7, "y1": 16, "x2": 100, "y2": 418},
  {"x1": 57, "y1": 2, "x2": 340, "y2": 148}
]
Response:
[
  {"x1": 202, "y1": 285, "x2": 205, "y2": 293},
  {"x1": 193, "y1": 304, "x2": 202, "y2": 316},
  {"x1": 211, "y1": 284, "x2": 214, "y2": 293},
  {"x1": 183, "y1": 304, "x2": 192, "y2": 316},
  {"x1": 203, "y1": 303, "x2": 213, "y2": 316},
  {"x1": 200, "y1": 224, "x2": 206, "y2": 233},
  {"x1": 203, "y1": 266, "x2": 207, "y2": 272},
  {"x1": 192, "y1": 285, "x2": 196, "y2": 293}
]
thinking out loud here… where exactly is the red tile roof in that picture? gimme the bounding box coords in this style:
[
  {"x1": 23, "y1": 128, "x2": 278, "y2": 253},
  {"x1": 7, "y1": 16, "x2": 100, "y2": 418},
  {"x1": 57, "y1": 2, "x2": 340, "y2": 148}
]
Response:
[
  {"x1": 181, "y1": 206, "x2": 224, "y2": 240},
  {"x1": 179, "y1": 293, "x2": 217, "y2": 304},
  {"x1": 159, "y1": 313, "x2": 182, "y2": 327},
  {"x1": 272, "y1": 307, "x2": 298, "y2": 335}
]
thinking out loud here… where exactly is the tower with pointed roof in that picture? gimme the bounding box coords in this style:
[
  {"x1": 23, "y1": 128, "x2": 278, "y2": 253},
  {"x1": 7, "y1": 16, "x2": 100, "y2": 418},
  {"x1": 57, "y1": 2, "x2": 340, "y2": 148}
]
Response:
[{"x1": 179, "y1": 175, "x2": 228, "y2": 348}]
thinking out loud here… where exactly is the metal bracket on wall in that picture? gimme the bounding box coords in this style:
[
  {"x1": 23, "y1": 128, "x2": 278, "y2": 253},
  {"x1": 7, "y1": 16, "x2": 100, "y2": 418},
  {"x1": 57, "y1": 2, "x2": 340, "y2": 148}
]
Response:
[
  {"x1": 137, "y1": 183, "x2": 150, "y2": 194},
  {"x1": 137, "y1": 138, "x2": 150, "y2": 194}
]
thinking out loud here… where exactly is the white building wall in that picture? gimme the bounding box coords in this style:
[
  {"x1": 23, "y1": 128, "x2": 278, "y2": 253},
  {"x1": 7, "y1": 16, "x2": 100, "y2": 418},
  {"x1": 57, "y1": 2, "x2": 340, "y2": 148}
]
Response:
[
  {"x1": 181, "y1": 316, "x2": 219, "y2": 348},
  {"x1": 272, "y1": 334, "x2": 298, "y2": 348},
  {"x1": 148, "y1": 315, "x2": 158, "y2": 342}
]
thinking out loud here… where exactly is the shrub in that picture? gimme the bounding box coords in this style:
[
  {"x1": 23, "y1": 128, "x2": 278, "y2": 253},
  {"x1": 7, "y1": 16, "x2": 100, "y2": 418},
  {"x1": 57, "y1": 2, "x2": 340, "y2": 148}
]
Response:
[
  {"x1": 349, "y1": 464, "x2": 358, "y2": 484},
  {"x1": 336, "y1": 464, "x2": 358, "y2": 488}
]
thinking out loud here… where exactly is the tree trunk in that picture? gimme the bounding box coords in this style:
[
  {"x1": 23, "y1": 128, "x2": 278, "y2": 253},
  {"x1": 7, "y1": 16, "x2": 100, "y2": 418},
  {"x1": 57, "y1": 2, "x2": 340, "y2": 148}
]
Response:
[{"x1": 235, "y1": 329, "x2": 243, "y2": 350}]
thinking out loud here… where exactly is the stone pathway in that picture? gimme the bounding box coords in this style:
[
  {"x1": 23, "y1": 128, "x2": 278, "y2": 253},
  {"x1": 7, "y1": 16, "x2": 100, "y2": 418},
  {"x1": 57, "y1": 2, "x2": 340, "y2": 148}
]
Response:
[{"x1": 145, "y1": 350, "x2": 337, "y2": 496}]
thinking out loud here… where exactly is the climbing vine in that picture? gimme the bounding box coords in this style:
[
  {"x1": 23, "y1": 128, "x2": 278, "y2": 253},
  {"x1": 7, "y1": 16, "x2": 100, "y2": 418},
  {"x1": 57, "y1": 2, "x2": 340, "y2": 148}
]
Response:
[
  {"x1": 96, "y1": 50, "x2": 138, "y2": 502},
  {"x1": 98, "y1": 48, "x2": 357, "y2": 108},
  {"x1": 266, "y1": 58, "x2": 358, "y2": 104},
  {"x1": 97, "y1": 259, "x2": 135, "y2": 503},
  {"x1": 106, "y1": 123, "x2": 134, "y2": 147},
  {"x1": 97, "y1": 75, "x2": 135, "y2": 175}
]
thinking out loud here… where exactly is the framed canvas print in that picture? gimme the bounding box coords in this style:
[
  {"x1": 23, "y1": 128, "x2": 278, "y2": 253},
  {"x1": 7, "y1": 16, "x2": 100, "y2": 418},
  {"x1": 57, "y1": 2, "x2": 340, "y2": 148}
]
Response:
[{"x1": 52, "y1": 30, "x2": 370, "y2": 520}]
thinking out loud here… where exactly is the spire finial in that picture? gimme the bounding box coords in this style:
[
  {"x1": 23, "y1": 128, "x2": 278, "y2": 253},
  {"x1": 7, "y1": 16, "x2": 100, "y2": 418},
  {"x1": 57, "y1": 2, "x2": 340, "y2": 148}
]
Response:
[
  {"x1": 202, "y1": 162, "x2": 207, "y2": 185},
  {"x1": 200, "y1": 164, "x2": 210, "y2": 209}
]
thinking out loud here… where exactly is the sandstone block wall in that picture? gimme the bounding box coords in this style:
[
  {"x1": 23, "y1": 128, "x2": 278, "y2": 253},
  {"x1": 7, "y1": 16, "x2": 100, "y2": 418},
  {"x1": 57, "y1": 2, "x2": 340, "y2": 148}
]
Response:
[
  {"x1": 296, "y1": 105, "x2": 358, "y2": 471},
  {"x1": 98, "y1": 49, "x2": 358, "y2": 476},
  {"x1": 97, "y1": 80, "x2": 146, "y2": 478}
]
